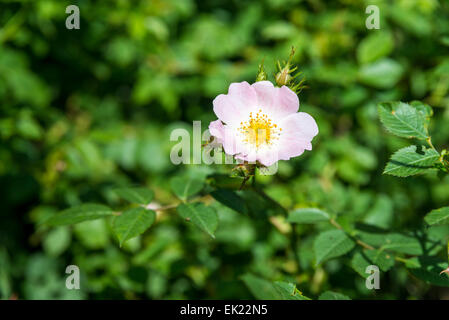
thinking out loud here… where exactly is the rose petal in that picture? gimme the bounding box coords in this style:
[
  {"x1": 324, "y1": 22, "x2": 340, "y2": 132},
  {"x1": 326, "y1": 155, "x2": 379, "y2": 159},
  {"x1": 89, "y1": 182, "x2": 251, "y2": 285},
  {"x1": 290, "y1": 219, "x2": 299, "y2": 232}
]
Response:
[
  {"x1": 213, "y1": 81, "x2": 258, "y2": 126},
  {"x1": 275, "y1": 85, "x2": 300, "y2": 119},
  {"x1": 252, "y1": 81, "x2": 276, "y2": 111},
  {"x1": 280, "y1": 112, "x2": 319, "y2": 139},
  {"x1": 208, "y1": 120, "x2": 225, "y2": 143}
]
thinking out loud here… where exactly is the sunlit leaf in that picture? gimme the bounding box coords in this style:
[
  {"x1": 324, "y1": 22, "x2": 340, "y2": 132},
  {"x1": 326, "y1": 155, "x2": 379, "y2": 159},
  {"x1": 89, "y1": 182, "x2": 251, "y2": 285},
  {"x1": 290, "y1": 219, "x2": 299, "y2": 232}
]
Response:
[
  {"x1": 378, "y1": 101, "x2": 429, "y2": 139},
  {"x1": 383, "y1": 145, "x2": 439, "y2": 177}
]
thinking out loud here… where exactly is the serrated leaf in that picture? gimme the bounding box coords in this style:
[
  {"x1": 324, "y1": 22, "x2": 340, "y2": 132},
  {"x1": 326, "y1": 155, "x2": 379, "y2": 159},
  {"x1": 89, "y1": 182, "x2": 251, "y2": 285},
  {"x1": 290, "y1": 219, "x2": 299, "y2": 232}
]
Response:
[
  {"x1": 45, "y1": 204, "x2": 114, "y2": 226},
  {"x1": 314, "y1": 230, "x2": 355, "y2": 265},
  {"x1": 114, "y1": 187, "x2": 154, "y2": 204},
  {"x1": 424, "y1": 207, "x2": 449, "y2": 226},
  {"x1": 177, "y1": 203, "x2": 218, "y2": 238},
  {"x1": 378, "y1": 101, "x2": 429, "y2": 139},
  {"x1": 383, "y1": 145, "x2": 439, "y2": 177},
  {"x1": 113, "y1": 207, "x2": 156, "y2": 246},
  {"x1": 318, "y1": 291, "x2": 351, "y2": 300},
  {"x1": 410, "y1": 100, "x2": 433, "y2": 120},
  {"x1": 170, "y1": 177, "x2": 204, "y2": 200},
  {"x1": 211, "y1": 189, "x2": 248, "y2": 215},
  {"x1": 288, "y1": 208, "x2": 330, "y2": 224}
]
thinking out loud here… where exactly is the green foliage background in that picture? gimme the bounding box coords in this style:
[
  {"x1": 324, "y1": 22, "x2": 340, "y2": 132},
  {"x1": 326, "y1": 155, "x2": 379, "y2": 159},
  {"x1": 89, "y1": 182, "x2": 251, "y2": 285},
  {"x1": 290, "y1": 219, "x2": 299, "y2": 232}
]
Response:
[{"x1": 1, "y1": 0, "x2": 449, "y2": 299}]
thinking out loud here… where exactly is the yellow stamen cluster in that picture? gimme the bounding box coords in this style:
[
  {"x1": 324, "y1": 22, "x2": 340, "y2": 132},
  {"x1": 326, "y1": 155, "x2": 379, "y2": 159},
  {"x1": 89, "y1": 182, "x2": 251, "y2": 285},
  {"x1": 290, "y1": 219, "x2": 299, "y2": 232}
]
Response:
[{"x1": 238, "y1": 109, "x2": 281, "y2": 148}]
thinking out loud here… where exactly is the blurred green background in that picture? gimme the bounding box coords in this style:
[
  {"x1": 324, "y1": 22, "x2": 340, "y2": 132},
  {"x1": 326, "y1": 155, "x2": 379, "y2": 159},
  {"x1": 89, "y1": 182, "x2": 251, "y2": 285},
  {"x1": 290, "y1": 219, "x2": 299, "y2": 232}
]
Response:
[{"x1": 1, "y1": 0, "x2": 449, "y2": 299}]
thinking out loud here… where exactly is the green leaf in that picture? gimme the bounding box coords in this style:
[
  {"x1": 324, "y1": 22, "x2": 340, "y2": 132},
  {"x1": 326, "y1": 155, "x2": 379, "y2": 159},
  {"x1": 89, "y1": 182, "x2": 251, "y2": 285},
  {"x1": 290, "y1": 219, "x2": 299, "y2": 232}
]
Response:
[
  {"x1": 210, "y1": 189, "x2": 248, "y2": 215},
  {"x1": 383, "y1": 145, "x2": 439, "y2": 177},
  {"x1": 406, "y1": 257, "x2": 449, "y2": 287},
  {"x1": 365, "y1": 249, "x2": 395, "y2": 272},
  {"x1": 114, "y1": 187, "x2": 154, "y2": 205},
  {"x1": 239, "y1": 189, "x2": 288, "y2": 218},
  {"x1": 273, "y1": 281, "x2": 310, "y2": 300},
  {"x1": 410, "y1": 100, "x2": 433, "y2": 120},
  {"x1": 314, "y1": 230, "x2": 355, "y2": 265},
  {"x1": 288, "y1": 208, "x2": 330, "y2": 224},
  {"x1": 358, "y1": 231, "x2": 423, "y2": 255},
  {"x1": 424, "y1": 207, "x2": 449, "y2": 226},
  {"x1": 170, "y1": 177, "x2": 204, "y2": 200},
  {"x1": 357, "y1": 31, "x2": 394, "y2": 64},
  {"x1": 318, "y1": 291, "x2": 351, "y2": 300},
  {"x1": 45, "y1": 204, "x2": 115, "y2": 226},
  {"x1": 351, "y1": 250, "x2": 395, "y2": 277},
  {"x1": 241, "y1": 274, "x2": 280, "y2": 300},
  {"x1": 241, "y1": 274, "x2": 310, "y2": 300},
  {"x1": 363, "y1": 195, "x2": 394, "y2": 228},
  {"x1": 351, "y1": 251, "x2": 370, "y2": 277},
  {"x1": 378, "y1": 102, "x2": 429, "y2": 139},
  {"x1": 74, "y1": 219, "x2": 109, "y2": 249},
  {"x1": 358, "y1": 59, "x2": 404, "y2": 88},
  {"x1": 113, "y1": 207, "x2": 156, "y2": 246},
  {"x1": 176, "y1": 203, "x2": 218, "y2": 238},
  {"x1": 42, "y1": 227, "x2": 71, "y2": 256}
]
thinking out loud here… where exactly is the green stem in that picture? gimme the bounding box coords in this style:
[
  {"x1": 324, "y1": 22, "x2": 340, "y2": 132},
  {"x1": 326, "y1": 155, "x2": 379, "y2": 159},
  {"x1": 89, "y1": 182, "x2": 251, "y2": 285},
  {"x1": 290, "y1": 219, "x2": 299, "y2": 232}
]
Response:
[
  {"x1": 426, "y1": 137, "x2": 449, "y2": 171},
  {"x1": 329, "y1": 218, "x2": 375, "y2": 250}
]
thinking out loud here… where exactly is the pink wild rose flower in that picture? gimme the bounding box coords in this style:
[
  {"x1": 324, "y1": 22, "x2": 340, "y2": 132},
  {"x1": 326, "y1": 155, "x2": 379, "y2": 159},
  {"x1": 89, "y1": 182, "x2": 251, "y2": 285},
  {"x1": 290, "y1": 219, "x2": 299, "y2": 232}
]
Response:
[{"x1": 208, "y1": 81, "x2": 318, "y2": 166}]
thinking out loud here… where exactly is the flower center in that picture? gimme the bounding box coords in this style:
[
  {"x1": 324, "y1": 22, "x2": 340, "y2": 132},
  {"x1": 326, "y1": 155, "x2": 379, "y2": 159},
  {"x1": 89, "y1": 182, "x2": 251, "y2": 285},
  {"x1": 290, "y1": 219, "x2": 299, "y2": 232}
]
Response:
[{"x1": 238, "y1": 109, "x2": 281, "y2": 148}]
